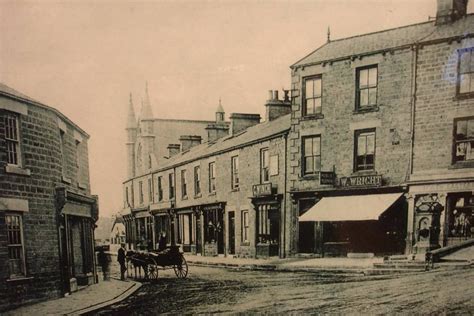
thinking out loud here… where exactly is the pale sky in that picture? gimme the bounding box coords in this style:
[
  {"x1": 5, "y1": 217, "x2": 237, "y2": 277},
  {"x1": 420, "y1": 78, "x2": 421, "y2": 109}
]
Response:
[{"x1": 1, "y1": 0, "x2": 472, "y2": 217}]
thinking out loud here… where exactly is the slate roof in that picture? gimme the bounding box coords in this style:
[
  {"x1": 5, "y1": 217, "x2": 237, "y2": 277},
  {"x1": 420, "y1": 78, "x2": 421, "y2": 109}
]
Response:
[
  {"x1": 153, "y1": 114, "x2": 291, "y2": 172},
  {"x1": 293, "y1": 14, "x2": 474, "y2": 68}
]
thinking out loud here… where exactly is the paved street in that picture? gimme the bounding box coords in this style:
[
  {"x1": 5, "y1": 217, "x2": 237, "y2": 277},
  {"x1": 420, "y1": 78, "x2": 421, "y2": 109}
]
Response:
[{"x1": 91, "y1": 266, "x2": 474, "y2": 314}]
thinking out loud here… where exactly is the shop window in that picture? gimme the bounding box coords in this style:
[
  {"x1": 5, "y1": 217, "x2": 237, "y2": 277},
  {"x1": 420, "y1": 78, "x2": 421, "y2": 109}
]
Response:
[
  {"x1": 209, "y1": 162, "x2": 216, "y2": 193},
  {"x1": 155, "y1": 215, "x2": 170, "y2": 245},
  {"x1": 194, "y1": 166, "x2": 201, "y2": 195},
  {"x1": 354, "y1": 129, "x2": 375, "y2": 171},
  {"x1": 260, "y1": 148, "x2": 270, "y2": 183},
  {"x1": 356, "y1": 65, "x2": 378, "y2": 110},
  {"x1": 303, "y1": 76, "x2": 322, "y2": 116},
  {"x1": 302, "y1": 135, "x2": 321, "y2": 175},
  {"x1": 231, "y1": 156, "x2": 239, "y2": 189},
  {"x1": 157, "y1": 176, "x2": 163, "y2": 201},
  {"x1": 169, "y1": 173, "x2": 175, "y2": 199},
  {"x1": 241, "y1": 210, "x2": 249, "y2": 243},
  {"x1": 6, "y1": 213, "x2": 26, "y2": 278},
  {"x1": 204, "y1": 209, "x2": 222, "y2": 243},
  {"x1": 458, "y1": 48, "x2": 474, "y2": 96},
  {"x1": 257, "y1": 205, "x2": 279, "y2": 245},
  {"x1": 181, "y1": 170, "x2": 187, "y2": 198},
  {"x1": 178, "y1": 214, "x2": 193, "y2": 244},
  {"x1": 453, "y1": 117, "x2": 474, "y2": 163},
  {"x1": 447, "y1": 193, "x2": 473, "y2": 239}
]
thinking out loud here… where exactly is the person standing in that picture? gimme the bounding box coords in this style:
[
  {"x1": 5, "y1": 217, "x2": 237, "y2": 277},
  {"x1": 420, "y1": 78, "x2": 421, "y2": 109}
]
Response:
[
  {"x1": 118, "y1": 243, "x2": 127, "y2": 281},
  {"x1": 97, "y1": 247, "x2": 109, "y2": 281}
]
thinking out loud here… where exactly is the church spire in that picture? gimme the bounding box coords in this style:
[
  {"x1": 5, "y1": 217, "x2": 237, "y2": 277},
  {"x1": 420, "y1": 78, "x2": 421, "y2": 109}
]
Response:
[
  {"x1": 140, "y1": 81, "x2": 153, "y2": 119},
  {"x1": 126, "y1": 92, "x2": 137, "y2": 129}
]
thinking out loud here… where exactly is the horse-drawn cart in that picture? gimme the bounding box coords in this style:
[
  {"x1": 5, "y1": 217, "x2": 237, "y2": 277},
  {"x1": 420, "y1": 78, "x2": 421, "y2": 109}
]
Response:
[{"x1": 126, "y1": 245, "x2": 188, "y2": 280}]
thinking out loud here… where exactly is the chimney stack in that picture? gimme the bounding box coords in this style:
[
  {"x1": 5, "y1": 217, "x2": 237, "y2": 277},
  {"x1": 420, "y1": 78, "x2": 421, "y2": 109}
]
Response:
[
  {"x1": 436, "y1": 0, "x2": 468, "y2": 25},
  {"x1": 265, "y1": 89, "x2": 291, "y2": 122},
  {"x1": 229, "y1": 113, "x2": 261, "y2": 135},
  {"x1": 206, "y1": 123, "x2": 229, "y2": 142},
  {"x1": 167, "y1": 144, "x2": 181, "y2": 157},
  {"x1": 179, "y1": 135, "x2": 202, "y2": 152}
]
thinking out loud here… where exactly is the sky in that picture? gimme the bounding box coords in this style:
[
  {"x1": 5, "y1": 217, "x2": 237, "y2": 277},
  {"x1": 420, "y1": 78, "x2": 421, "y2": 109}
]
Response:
[{"x1": 1, "y1": 0, "x2": 472, "y2": 217}]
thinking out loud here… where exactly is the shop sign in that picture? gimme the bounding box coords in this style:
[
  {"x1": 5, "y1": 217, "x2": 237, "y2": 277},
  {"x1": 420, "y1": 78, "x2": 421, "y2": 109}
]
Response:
[
  {"x1": 339, "y1": 175, "x2": 382, "y2": 188},
  {"x1": 253, "y1": 183, "x2": 273, "y2": 197},
  {"x1": 320, "y1": 172, "x2": 335, "y2": 185}
]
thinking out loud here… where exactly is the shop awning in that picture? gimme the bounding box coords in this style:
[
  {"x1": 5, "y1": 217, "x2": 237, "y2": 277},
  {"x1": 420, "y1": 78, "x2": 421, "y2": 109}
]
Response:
[{"x1": 299, "y1": 193, "x2": 403, "y2": 222}]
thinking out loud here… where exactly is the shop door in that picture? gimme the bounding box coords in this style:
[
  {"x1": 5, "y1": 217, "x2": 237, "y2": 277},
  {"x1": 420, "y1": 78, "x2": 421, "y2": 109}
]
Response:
[
  {"x1": 196, "y1": 217, "x2": 202, "y2": 254},
  {"x1": 217, "y1": 211, "x2": 224, "y2": 254},
  {"x1": 299, "y1": 222, "x2": 315, "y2": 253},
  {"x1": 228, "y1": 212, "x2": 235, "y2": 255}
]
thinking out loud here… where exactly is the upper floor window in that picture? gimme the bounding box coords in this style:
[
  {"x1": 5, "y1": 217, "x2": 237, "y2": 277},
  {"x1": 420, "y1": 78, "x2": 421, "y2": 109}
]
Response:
[
  {"x1": 209, "y1": 162, "x2": 216, "y2": 193},
  {"x1": 231, "y1": 156, "x2": 239, "y2": 189},
  {"x1": 303, "y1": 76, "x2": 322, "y2": 116},
  {"x1": 5, "y1": 113, "x2": 21, "y2": 166},
  {"x1": 181, "y1": 170, "x2": 187, "y2": 198},
  {"x1": 157, "y1": 176, "x2": 163, "y2": 201},
  {"x1": 260, "y1": 148, "x2": 270, "y2": 183},
  {"x1": 148, "y1": 178, "x2": 153, "y2": 202},
  {"x1": 125, "y1": 186, "x2": 130, "y2": 207},
  {"x1": 169, "y1": 173, "x2": 175, "y2": 199},
  {"x1": 302, "y1": 135, "x2": 321, "y2": 175},
  {"x1": 6, "y1": 213, "x2": 26, "y2": 278},
  {"x1": 355, "y1": 129, "x2": 376, "y2": 171},
  {"x1": 139, "y1": 181, "x2": 144, "y2": 204},
  {"x1": 458, "y1": 48, "x2": 474, "y2": 96},
  {"x1": 194, "y1": 166, "x2": 201, "y2": 195},
  {"x1": 453, "y1": 117, "x2": 474, "y2": 163},
  {"x1": 356, "y1": 65, "x2": 378, "y2": 109}
]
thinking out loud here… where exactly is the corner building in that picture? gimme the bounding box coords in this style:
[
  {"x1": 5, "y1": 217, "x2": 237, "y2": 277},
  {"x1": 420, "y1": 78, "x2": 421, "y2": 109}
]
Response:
[
  {"x1": 289, "y1": 0, "x2": 474, "y2": 257},
  {"x1": 0, "y1": 84, "x2": 98, "y2": 312}
]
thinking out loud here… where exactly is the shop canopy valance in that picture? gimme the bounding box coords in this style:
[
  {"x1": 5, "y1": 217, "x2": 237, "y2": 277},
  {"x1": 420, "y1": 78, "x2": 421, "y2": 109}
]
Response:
[{"x1": 299, "y1": 193, "x2": 403, "y2": 222}]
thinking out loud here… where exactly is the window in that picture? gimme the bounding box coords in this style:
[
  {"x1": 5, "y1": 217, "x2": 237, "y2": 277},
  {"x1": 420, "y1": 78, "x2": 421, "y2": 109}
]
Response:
[
  {"x1": 125, "y1": 187, "x2": 130, "y2": 207},
  {"x1": 355, "y1": 129, "x2": 376, "y2": 171},
  {"x1": 257, "y1": 205, "x2": 279, "y2": 244},
  {"x1": 303, "y1": 136, "x2": 321, "y2": 175},
  {"x1": 148, "y1": 178, "x2": 153, "y2": 202},
  {"x1": 231, "y1": 156, "x2": 239, "y2": 189},
  {"x1": 270, "y1": 155, "x2": 279, "y2": 176},
  {"x1": 178, "y1": 214, "x2": 193, "y2": 244},
  {"x1": 453, "y1": 117, "x2": 474, "y2": 163},
  {"x1": 209, "y1": 162, "x2": 216, "y2": 193},
  {"x1": 139, "y1": 181, "x2": 144, "y2": 204},
  {"x1": 6, "y1": 214, "x2": 25, "y2": 277},
  {"x1": 5, "y1": 113, "x2": 21, "y2": 166},
  {"x1": 194, "y1": 166, "x2": 201, "y2": 195},
  {"x1": 356, "y1": 65, "x2": 378, "y2": 109},
  {"x1": 303, "y1": 76, "x2": 322, "y2": 116},
  {"x1": 458, "y1": 48, "x2": 474, "y2": 95},
  {"x1": 241, "y1": 210, "x2": 249, "y2": 243},
  {"x1": 60, "y1": 130, "x2": 67, "y2": 176},
  {"x1": 181, "y1": 170, "x2": 187, "y2": 198},
  {"x1": 157, "y1": 176, "x2": 163, "y2": 201},
  {"x1": 169, "y1": 173, "x2": 175, "y2": 199},
  {"x1": 260, "y1": 148, "x2": 270, "y2": 183}
]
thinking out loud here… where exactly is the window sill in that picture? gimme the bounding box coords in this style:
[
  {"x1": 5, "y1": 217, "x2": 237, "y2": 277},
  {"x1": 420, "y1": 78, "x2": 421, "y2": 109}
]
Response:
[
  {"x1": 5, "y1": 164, "x2": 31, "y2": 176},
  {"x1": 299, "y1": 174, "x2": 320, "y2": 181},
  {"x1": 230, "y1": 188, "x2": 240, "y2": 192},
  {"x1": 449, "y1": 161, "x2": 474, "y2": 169},
  {"x1": 353, "y1": 106, "x2": 379, "y2": 114},
  {"x1": 300, "y1": 113, "x2": 324, "y2": 121},
  {"x1": 62, "y1": 176, "x2": 72, "y2": 184},
  {"x1": 455, "y1": 92, "x2": 474, "y2": 101},
  {"x1": 352, "y1": 170, "x2": 377, "y2": 176},
  {"x1": 208, "y1": 192, "x2": 217, "y2": 196},
  {"x1": 194, "y1": 193, "x2": 202, "y2": 199},
  {"x1": 78, "y1": 182, "x2": 88, "y2": 190},
  {"x1": 240, "y1": 242, "x2": 250, "y2": 247},
  {"x1": 6, "y1": 276, "x2": 34, "y2": 283},
  {"x1": 182, "y1": 196, "x2": 188, "y2": 201}
]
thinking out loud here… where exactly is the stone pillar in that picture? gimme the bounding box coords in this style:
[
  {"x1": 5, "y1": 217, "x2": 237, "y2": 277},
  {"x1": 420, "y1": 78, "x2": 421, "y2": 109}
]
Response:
[
  {"x1": 438, "y1": 193, "x2": 447, "y2": 247},
  {"x1": 405, "y1": 193, "x2": 415, "y2": 255}
]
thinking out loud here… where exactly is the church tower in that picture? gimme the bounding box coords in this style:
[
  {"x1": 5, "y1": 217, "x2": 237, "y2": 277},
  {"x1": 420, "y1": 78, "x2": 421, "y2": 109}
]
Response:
[
  {"x1": 126, "y1": 93, "x2": 137, "y2": 178},
  {"x1": 136, "y1": 82, "x2": 156, "y2": 174}
]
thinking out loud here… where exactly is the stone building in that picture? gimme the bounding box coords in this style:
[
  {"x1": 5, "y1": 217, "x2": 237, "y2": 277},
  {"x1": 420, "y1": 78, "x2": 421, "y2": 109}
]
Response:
[
  {"x1": 122, "y1": 90, "x2": 292, "y2": 258},
  {"x1": 289, "y1": 0, "x2": 473, "y2": 257},
  {"x1": 0, "y1": 83, "x2": 98, "y2": 312}
]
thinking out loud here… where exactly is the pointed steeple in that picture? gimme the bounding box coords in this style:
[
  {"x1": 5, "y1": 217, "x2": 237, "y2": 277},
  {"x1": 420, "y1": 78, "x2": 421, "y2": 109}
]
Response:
[
  {"x1": 126, "y1": 93, "x2": 137, "y2": 129},
  {"x1": 140, "y1": 81, "x2": 153, "y2": 119},
  {"x1": 216, "y1": 98, "x2": 225, "y2": 123}
]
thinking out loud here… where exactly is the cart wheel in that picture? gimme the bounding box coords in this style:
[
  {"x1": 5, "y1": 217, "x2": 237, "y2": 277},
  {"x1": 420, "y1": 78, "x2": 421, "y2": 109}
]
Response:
[
  {"x1": 173, "y1": 255, "x2": 188, "y2": 279},
  {"x1": 147, "y1": 264, "x2": 159, "y2": 280}
]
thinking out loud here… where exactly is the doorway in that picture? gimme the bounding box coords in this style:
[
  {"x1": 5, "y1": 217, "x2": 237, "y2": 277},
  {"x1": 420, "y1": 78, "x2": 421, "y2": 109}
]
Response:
[{"x1": 228, "y1": 212, "x2": 235, "y2": 255}]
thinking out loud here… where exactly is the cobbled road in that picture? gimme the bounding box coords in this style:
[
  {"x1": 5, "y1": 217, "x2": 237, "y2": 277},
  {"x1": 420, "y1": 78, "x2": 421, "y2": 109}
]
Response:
[{"x1": 91, "y1": 266, "x2": 474, "y2": 314}]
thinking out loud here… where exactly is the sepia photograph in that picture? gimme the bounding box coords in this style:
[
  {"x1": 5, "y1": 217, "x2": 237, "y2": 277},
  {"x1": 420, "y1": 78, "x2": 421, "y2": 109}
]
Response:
[{"x1": 0, "y1": 0, "x2": 473, "y2": 314}]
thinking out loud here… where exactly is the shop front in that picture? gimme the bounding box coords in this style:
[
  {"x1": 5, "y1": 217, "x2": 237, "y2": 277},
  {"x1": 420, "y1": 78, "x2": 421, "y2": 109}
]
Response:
[
  {"x1": 251, "y1": 183, "x2": 282, "y2": 258},
  {"x1": 201, "y1": 203, "x2": 225, "y2": 256},
  {"x1": 175, "y1": 208, "x2": 196, "y2": 254}
]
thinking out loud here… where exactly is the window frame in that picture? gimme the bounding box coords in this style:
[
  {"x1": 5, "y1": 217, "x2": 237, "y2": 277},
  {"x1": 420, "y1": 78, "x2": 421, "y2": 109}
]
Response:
[
  {"x1": 148, "y1": 178, "x2": 153, "y2": 202},
  {"x1": 260, "y1": 148, "x2": 270, "y2": 183},
  {"x1": 4, "y1": 112, "x2": 22, "y2": 166},
  {"x1": 139, "y1": 181, "x2": 144, "y2": 204},
  {"x1": 354, "y1": 128, "x2": 376, "y2": 172},
  {"x1": 181, "y1": 169, "x2": 187, "y2": 198},
  {"x1": 157, "y1": 176, "x2": 163, "y2": 202},
  {"x1": 302, "y1": 75, "x2": 323, "y2": 117},
  {"x1": 241, "y1": 210, "x2": 249, "y2": 244},
  {"x1": 457, "y1": 48, "x2": 474, "y2": 98},
  {"x1": 5, "y1": 213, "x2": 26, "y2": 278},
  {"x1": 208, "y1": 162, "x2": 216, "y2": 193},
  {"x1": 452, "y1": 116, "x2": 474, "y2": 164},
  {"x1": 231, "y1": 156, "x2": 239, "y2": 190},
  {"x1": 194, "y1": 166, "x2": 201, "y2": 196},
  {"x1": 169, "y1": 173, "x2": 175, "y2": 200},
  {"x1": 302, "y1": 135, "x2": 321, "y2": 176},
  {"x1": 355, "y1": 65, "x2": 378, "y2": 110}
]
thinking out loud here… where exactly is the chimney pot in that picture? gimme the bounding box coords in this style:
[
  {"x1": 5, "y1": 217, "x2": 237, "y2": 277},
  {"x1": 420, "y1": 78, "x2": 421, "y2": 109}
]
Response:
[
  {"x1": 273, "y1": 90, "x2": 279, "y2": 101},
  {"x1": 268, "y1": 90, "x2": 273, "y2": 101}
]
